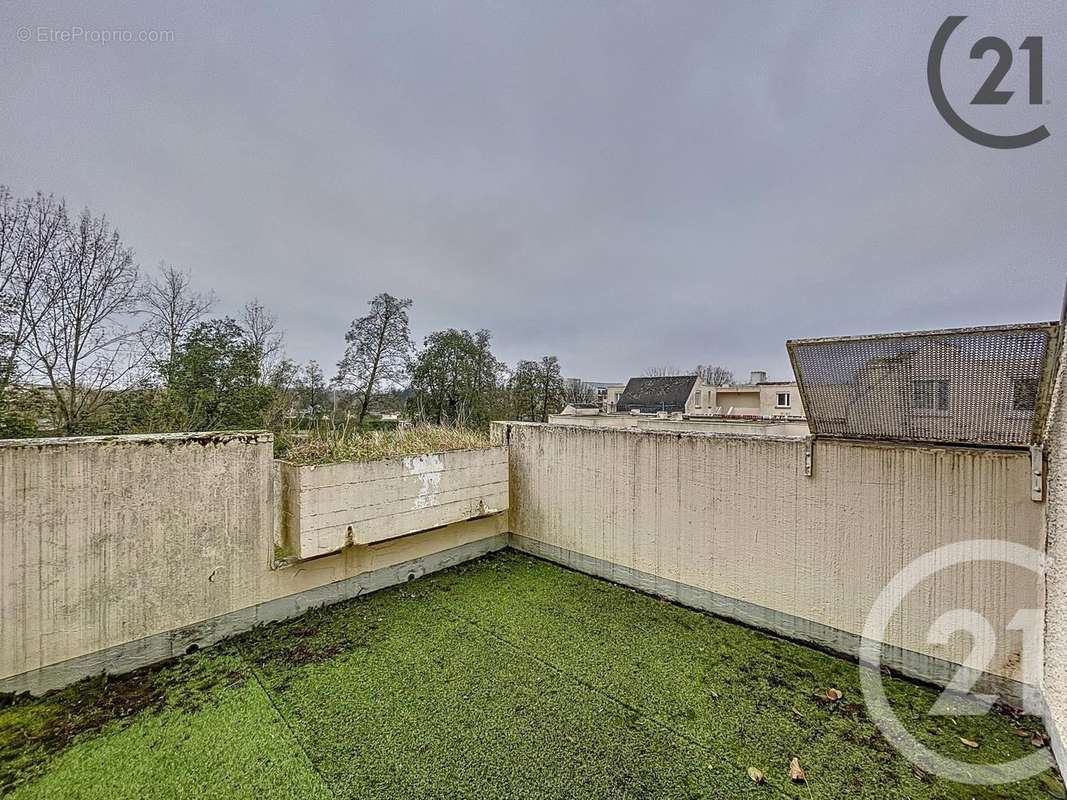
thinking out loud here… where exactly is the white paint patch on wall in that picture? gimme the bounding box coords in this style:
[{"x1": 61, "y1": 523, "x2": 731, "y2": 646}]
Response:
[
  {"x1": 279, "y1": 447, "x2": 509, "y2": 558},
  {"x1": 405, "y1": 452, "x2": 444, "y2": 509}
]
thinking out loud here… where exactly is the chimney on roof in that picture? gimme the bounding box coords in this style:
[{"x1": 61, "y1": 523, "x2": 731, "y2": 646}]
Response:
[{"x1": 749, "y1": 370, "x2": 768, "y2": 385}]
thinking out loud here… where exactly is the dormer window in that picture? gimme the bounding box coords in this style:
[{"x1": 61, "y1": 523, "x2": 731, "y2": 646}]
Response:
[{"x1": 913, "y1": 379, "x2": 949, "y2": 412}]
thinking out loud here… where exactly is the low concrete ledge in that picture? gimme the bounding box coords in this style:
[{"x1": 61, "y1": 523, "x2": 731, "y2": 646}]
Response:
[
  {"x1": 1, "y1": 534, "x2": 508, "y2": 696},
  {"x1": 279, "y1": 446, "x2": 509, "y2": 559},
  {"x1": 511, "y1": 535, "x2": 1037, "y2": 708}
]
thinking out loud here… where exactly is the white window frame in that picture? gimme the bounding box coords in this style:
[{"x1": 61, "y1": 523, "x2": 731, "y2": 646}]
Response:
[
  {"x1": 775, "y1": 391, "x2": 790, "y2": 408},
  {"x1": 912, "y1": 379, "x2": 950, "y2": 413}
]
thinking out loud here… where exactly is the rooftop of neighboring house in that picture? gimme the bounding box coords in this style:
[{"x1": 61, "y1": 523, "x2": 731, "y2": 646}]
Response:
[
  {"x1": 715, "y1": 371, "x2": 797, "y2": 390},
  {"x1": 614, "y1": 375, "x2": 698, "y2": 413}
]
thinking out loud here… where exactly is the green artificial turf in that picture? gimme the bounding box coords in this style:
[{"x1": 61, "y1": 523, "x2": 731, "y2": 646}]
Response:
[
  {"x1": 2, "y1": 551, "x2": 1063, "y2": 799},
  {"x1": 0, "y1": 652, "x2": 330, "y2": 800}
]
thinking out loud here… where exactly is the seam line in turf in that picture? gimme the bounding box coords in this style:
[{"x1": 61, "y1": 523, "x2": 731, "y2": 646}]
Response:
[
  {"x1": 238, "y1": 646, "x2": 339, "y2": 799},
  {"x1": 432, "y1": 602, "x2": 795, "y2": 799}
]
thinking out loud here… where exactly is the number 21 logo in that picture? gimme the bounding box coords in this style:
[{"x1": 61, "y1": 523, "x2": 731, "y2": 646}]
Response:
[
  {"x1": 928, "y1": 16, "x2": 1049, "y2": 149},
  {"x1": 971, "y1": 35, "x2": 1043, "y2": 106}
]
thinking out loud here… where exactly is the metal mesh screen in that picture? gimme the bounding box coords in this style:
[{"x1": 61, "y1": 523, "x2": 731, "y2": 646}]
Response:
[{"x1": 788, "y1": 323, "x2": 1058, "y2": 447}]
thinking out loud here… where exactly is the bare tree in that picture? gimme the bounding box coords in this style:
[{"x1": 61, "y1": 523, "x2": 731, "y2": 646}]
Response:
[
  {"x1": 695, "y1": 364, "x2": 734, "y2": 385},
  {"x1": 0, "y1": 189, "x2": 65, "y2": 405},
  {"x1": 29, "y1": 207, "x2": 143, "y2": 433},
  {"x1": 241, "y1": 298, "x2": 284, "y2": 381},
  {"x1": 336, "y1": 293, "x2": 413, "y2": 426},
  {"x1": 562, "y1": 377, "x2": 596, "y2": 404},
  {"x1": 643, "y1": 365, "x2": 688, "y2": 377},
  {"x1": 141, "y1": 263, "x2": 215, "y2": 376}
]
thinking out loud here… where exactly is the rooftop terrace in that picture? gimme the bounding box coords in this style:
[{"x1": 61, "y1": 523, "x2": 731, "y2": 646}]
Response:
[{"x1": 2, "y1": 552, "x2": 1059, "y2": 799}]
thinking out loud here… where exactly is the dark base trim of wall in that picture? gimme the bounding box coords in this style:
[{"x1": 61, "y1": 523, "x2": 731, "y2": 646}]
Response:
[
  {"x1": 510, "y1": 535, "x2": 1036, "y2": 708},
  {"x1": 2, "y1": 534, "x2": 508, "y2": 696}
]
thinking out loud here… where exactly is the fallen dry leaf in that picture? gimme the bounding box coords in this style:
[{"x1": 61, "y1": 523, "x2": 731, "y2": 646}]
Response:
[
  {"x1": 959, "y1": 737, "x2": 979, "y2": 749},
  {"x1": 1031, "y1": 733, "x2": 1047, "y2": 748},
  {"x1": 825, "y1": 688, "x2": 842, "y2": 701},
  {"x1": 747, "y1": 767, "x2": 765, "y2": 784},
  {"x1": 789, "y1": 757, "x2": 807, "y2": 783}
]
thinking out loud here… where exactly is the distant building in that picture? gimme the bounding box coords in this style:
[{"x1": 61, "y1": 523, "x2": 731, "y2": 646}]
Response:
[
  {"x1": 564, "y1": 378, "x2": 627, "y2": 413},
  {"x1": 694, "y1": 371, "x2": 805, "y2": 420},
  {"x1": 800, "y1": 337, "x2": 1037, "y2": 443},
  {"x1": 613, "y1": 371, "x2": 805, "y2": 420},
  {"x1": 602, "y1": 384, "x2": 626, "y2": 412},
  {"x1": 615, "y1": 376, "x2": 698, "y2": 414},
  {"x1": 559, "y1": 403, "x2": 601, "y2": 416}
]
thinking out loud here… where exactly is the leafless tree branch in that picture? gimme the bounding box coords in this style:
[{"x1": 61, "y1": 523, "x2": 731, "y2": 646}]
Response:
[{"x1": 141, "y1": 263, "x2": 215, "y2": 376}]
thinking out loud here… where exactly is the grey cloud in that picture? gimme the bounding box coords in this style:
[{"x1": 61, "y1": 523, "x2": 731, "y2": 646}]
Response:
[{"x1": 1, "y1": 1, "x2": 1063, "y2": 382}]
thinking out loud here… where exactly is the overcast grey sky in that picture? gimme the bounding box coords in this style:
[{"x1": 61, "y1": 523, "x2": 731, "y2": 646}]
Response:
[{"x1": 1, "y1": 2, "x2": 1064, "y2": 382}]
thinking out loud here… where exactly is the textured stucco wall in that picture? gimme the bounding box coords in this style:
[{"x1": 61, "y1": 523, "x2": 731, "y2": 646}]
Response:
[
  {"x1": 0, "y1": 432, "x2": 506, "y2": 684},
  {"x1": 1043, "y1": 345, "x2": 1067, "y2": 762},
  {"x1": 499, "y1": 422, "x2": 1044, "y2": 682}
]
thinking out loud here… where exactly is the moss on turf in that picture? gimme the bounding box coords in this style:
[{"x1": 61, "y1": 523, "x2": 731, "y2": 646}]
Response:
[
  {"x1": 0, "y1": 651, "x2": 249, "y2": 793},
  {"x1": 1, "y1": 551, "x2": 1063, "y2": 799}
]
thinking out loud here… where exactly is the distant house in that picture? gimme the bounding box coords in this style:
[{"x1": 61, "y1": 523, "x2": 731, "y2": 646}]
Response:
[
  {"x1": 615, "y1": 376, "x2": 698, "y2": 414},
  {"x1": 699, "y1": 371, "x2": 805, "y2": 419},
  {"x1": 564, "y1": 378, "x2": 627, "y2": 412},
  {"x1": 600, "y1": 383, "x2": 627, "y2": 412},
  {"x1": 559, "y1": 403, "x2": 601, "y2": 416},
  {"x1": 809, "y1": 339, "x2": 1038, "y2": 443},
  {"x1": 611, "y1": 371, "x2": 806, "y2": 419}
]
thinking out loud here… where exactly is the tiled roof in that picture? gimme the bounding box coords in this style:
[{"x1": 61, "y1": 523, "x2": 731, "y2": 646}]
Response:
[{"x1": 615, "y1": 375, "x2": 697, "y2": 413}]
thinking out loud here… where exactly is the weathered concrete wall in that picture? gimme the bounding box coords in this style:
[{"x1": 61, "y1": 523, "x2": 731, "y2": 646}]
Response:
[
  {"x1": 1044, "y1": 343, "x2": 1067, "y2": 767},
  {"x1": 0, "y1": 432, "x2": 507, "y2": 691},
  {"x1": 280, "y1": 447, "x2": 508, "y2": 558},
  {"x1": 498, "y1": 421, "x2": 1044, "y2": 685},
  {"x1": 547, "y1": 413, "x2": 809, "y2": 437}
]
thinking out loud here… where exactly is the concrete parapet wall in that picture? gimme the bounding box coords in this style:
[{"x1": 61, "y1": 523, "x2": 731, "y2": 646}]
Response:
[
  {"x1": 496, "y1": 421, "x2": 1044, "y2": 685},
  {"x1": 0, "y1": 432, "x2": 507, "y2": 691},
  {"x1": 547, "y1": 413, "x2": 809, "y2": 437}
]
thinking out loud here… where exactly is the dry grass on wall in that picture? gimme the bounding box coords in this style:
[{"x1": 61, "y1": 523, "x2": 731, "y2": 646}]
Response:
[{"x1": 276, "y1": 423, "x2": 491, "y2": 466}]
